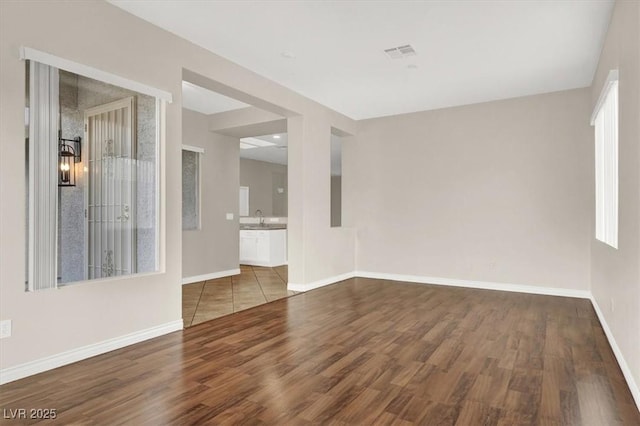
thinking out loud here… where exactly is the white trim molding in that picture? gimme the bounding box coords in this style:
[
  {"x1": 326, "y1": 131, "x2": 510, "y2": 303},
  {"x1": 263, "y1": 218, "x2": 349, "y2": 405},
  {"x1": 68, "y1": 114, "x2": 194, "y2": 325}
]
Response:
[
  {"x1": 590, "y1": 296, "x2": 640, "y2": 410},
  {"x1": 354, "y1": 271, "x2": 591, "y2": 299},
  {"x1": 241, "y1": 261, "x2": 287, "y2": 268},
  {"x1": 181, "y1": 268, "x2": 240, "y2": 285},
  {"x1": 591, "y1": 69, "x2": 619, "y2": 125},
  {"x1": 19, "y1": 47, "x2": 173, "y2": 102},
  {"x1": 0, "y1": 320, "x2": 183, "y2": 385},
  {"x1": 182, "y1": 144, "x2": 205, "y2": 154},
  {"x1": 288, "y1": 271, "x2": 356, "y2": 292}
]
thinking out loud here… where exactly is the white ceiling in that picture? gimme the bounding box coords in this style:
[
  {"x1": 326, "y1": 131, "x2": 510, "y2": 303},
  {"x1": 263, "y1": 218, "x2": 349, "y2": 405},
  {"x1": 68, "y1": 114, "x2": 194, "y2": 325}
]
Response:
[
  {"x1": 182, "y1": 81, "x2": 249, "y2": 114},
  {"x1": 112, "y1": 1, "x2": 614, "y2": 119},
  {"x1": 240, "y1": 133, "x2": 288, "y2": 165},
  {"x1": 239, "y1": 133, "x2": 343, "y2": 176}
]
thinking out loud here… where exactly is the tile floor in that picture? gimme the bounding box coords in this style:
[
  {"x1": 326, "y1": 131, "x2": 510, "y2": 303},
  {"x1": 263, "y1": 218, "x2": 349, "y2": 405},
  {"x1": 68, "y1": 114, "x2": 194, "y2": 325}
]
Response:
[{"x1": 182, "y1": 265, "x2": 294, "y2": 327}]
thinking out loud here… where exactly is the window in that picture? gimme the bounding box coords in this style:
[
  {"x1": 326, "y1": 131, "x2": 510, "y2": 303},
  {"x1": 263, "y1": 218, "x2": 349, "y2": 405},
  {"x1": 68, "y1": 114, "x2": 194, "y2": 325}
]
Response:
[
  {"x1": 591, "y1": 70, "x2": 619, "y2": 249},
  {"x1": 330, "y1": 131, "x2": 343, "y2": 227},
  {"x1": 182, "y1": 146, "x2": 203, "y2": 231},
  {"x1": 23, "y1": 48, "x2": 169, "y2": 290}
]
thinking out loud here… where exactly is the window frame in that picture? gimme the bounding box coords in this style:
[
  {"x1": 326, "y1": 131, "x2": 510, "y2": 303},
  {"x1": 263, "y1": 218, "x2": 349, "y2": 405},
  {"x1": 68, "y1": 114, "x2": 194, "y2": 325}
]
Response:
[{"x1": 22, "y1": 47, "x2": 169, "y2": 290}]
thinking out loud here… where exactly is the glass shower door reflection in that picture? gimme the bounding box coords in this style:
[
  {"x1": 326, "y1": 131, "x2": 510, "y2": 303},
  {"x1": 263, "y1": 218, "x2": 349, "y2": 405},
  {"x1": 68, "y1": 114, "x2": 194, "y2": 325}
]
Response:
[{"x1": 85, "y1": 97, "x2": 137, "y2": 279}]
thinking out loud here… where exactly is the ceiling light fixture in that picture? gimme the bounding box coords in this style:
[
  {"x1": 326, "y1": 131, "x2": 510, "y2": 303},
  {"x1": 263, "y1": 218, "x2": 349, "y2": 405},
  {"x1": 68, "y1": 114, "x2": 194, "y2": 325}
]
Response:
[
  {"x1": 273, "y1": 135, "x2": 281, "y2": 139},
  {"x1": 281, "y1": 51, "x2": 296, "y2": 59}
]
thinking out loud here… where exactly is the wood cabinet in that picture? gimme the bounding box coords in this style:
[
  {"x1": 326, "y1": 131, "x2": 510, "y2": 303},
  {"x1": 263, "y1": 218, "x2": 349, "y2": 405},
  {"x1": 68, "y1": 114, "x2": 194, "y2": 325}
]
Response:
[{"x1": 239, "y1": 229, "x2": 286, "y2": 267}]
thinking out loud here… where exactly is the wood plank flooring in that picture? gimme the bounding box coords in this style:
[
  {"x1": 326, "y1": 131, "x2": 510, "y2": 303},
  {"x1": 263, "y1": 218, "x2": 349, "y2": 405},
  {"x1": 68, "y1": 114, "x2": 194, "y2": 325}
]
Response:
[
  {"x1": 1, "y1": 278, "x2": 638, "y2": 425},
  {"x1": 182, "y1": 265, "x2": 293, "y2": 327}
]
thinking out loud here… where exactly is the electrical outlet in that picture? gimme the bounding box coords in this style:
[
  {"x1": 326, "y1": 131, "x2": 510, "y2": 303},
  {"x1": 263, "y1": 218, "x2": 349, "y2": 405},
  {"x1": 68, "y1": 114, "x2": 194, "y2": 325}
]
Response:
[
  {"x1": 0, "y1": 320, "x2": 11, "y2": 339},
  {"x1": 226, "y1": 213, "x2": 234, "y2": 220},
  {"x1": 610, "y1": 298, "x2": 615, "y2": 312}
]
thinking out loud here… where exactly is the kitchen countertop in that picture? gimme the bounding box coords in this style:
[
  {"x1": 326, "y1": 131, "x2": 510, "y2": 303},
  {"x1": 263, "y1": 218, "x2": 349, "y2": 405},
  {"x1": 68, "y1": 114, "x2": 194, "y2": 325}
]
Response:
[{"x1": 240, "y1": 225, "x2": 287, "y2": 230}]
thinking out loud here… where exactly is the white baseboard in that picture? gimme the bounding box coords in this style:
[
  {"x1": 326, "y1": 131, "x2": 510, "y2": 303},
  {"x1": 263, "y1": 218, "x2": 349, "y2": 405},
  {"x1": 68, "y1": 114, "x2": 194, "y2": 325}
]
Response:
[
  {"x1": 181, "y1": 268, "x2": 240, "y2": 285},
  {"x1": 288, "y1": 271, "x2": 356, "y2": 292},
  {"x1": 590, "y1": 296, "x2": 640, "y2": 410},
  {"x1": 241, "y1": 261, "x2": 287, "y2": 267},
  {"x1": 355, "y1": 271, "x2": 591, "y2": 299},
  {"x1": 0, "y1": 320, "x2": 183, "y2": 385}
]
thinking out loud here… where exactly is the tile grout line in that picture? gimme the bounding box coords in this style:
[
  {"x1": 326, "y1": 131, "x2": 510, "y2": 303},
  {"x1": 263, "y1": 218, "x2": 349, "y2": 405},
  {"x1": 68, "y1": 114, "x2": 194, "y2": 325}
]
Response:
[
  {"x1": 273, "y1": 267, "x2": 286, "y2": 285},
  {"x1": 190, "y1": 280, "x2": 208, "y2": 327},
  {"x1": 251, "y1": 266, "x2": 269, "y2": 304},
  {"x1": 274, "y1": 267, "x2": 295, "y2": 295},
  {"x1": 184, "y1": 266, "x2": 291, "y2": 328}
]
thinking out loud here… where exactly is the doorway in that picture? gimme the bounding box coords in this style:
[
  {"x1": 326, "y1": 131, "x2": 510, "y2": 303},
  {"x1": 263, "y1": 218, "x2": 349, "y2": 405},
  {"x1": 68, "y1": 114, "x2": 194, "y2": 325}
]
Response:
[{"x1": 180, "y1": 76, "x2": 294, "y2": 327}]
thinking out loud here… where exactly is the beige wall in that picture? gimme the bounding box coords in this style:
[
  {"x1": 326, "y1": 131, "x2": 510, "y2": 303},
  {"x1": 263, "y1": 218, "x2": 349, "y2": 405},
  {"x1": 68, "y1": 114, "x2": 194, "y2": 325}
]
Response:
[
  {"x1": 589, "y1": 0, "x2": 640, "y2": 394},
  {"x1": 0, "y1": 0, "x2": 356, "y2": 372},
  {"x1": 209, "y1": 107, "x2": 286, "y2": 137},
  {"x1": 288, "y1": 114, "x2": 356, "y2": 285},
  {"x1": 182, "y1": 109, "x2": 239, "y2": 279},
  {"x1": 353, "y1": 89, "x2": 593, "y2": 291},
  {"x1": 239, "y1": 158, "x2": 287, "y2": 217}
]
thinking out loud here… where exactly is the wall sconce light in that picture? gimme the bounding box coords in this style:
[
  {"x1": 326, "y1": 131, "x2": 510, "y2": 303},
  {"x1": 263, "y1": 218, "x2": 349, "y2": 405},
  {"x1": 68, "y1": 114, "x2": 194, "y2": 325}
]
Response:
[{"x1": 58, "y1": 133, "x2": 81, "y2": 187}]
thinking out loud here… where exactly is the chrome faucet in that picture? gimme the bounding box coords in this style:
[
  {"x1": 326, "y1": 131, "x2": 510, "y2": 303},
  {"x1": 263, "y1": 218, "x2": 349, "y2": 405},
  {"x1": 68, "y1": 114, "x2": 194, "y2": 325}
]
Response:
[{"x1": 255, "y1": 209, "x2": 264, "y2": 226}]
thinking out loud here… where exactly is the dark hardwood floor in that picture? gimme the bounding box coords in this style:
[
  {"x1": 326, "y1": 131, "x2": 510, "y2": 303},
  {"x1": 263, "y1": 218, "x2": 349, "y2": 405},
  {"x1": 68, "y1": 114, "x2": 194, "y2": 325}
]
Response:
[{"x1": 1, "y1": 278, "x2": 638, "y2": 425}]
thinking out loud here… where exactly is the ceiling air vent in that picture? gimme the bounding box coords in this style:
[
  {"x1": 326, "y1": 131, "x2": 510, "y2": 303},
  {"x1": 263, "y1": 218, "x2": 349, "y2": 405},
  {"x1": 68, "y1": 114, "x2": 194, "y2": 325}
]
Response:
[{"x1": 384, "y1": 44, "x2": 416, "y2": 59}]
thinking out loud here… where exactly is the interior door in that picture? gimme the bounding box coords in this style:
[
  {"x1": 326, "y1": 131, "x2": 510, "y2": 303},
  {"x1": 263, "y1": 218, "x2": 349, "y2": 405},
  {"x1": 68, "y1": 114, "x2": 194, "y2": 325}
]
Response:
[{"x1": 84, "y1": 97, "x2": 136, "y2": 279}]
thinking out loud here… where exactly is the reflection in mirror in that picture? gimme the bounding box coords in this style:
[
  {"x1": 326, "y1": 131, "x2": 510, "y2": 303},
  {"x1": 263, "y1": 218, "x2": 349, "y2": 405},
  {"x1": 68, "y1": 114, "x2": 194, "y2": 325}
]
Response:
[
  {"x1": 239, "y1": 133, "x2": 288, "y2": 218},
  {"x1": 239, "y1": 186, "x2": 250, "y2": 217},
  {"x1": 25, "y1": 60, "x2": 160, "y2": 290},
  {"x1": 182, "y1": 148, "x2": 201, "y2": 231},
  {"x1": 330, "y1": 133, "x2": 342, "y2": 227}
]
